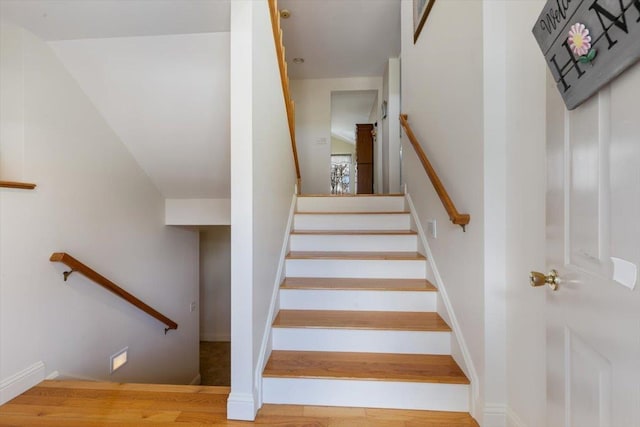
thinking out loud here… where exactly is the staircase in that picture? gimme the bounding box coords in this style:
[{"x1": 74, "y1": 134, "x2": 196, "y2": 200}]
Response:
[{"x1": 262, "y1": 194, "x2": 470, "y2": 412}]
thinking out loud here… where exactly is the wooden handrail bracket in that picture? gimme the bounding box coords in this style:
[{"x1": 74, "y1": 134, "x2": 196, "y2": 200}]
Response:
[
  {"x1": 0, "y1": 180, "x2": 36, "y2": 190},
  {"x1": 400, "y1": 114, "x2": 470, "y2": 231},
  {"x1": 50, "y1": 252, "x2": 178, "y2": 333},
  {"x1": 268, "y1": 0, "x2": 302, "y2": 194}
]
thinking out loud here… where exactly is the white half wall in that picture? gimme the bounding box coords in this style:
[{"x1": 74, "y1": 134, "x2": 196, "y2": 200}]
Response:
[
  {"x1": 0, "y1": 20, "x2": 199, "y2": 402},
  {"x1": 400, "y1": 0, "x2": 485, "y2": 419},
  {"x1": 291, "y1": 77, "x2": 382, "y2": 194},
  {"x1": 228, "y1": 0, "x2": 296, "y2": 420}
]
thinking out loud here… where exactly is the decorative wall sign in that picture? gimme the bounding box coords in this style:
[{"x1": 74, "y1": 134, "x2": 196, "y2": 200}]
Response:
[
  {"x1": 413, "y1": 0, "x2": 436, "y2": 43},
  {"x1": 532, "y1": 0, "x2": 640, "y2": 110}
]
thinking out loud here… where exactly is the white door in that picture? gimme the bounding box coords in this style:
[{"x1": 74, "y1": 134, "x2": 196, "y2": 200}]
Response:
[{"x1": 544, "y1": 62, "x2": 640, "y2": 426}]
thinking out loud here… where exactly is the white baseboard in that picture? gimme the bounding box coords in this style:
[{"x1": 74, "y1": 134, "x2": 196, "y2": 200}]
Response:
[
  {"x1": 0, "y1": 361, "x2": 45, "y2": 405},
  {"x1": 506, "y1": 407, "x2": 528, "y2": 427},
  {"x1": 200, "y1": 333, "x2": 231, "y2": 342},
  {"x1": 226, "y1": 391, "x2": 258, "y2": 421},
  {"x1": 484, "y1": 404, "x2": 507, "y2": 427},
  {"x1": 190, "y1": 374, "x2": 202, "y2": 385},
  {"x1": 483, "y1": 404, "x2": 528, "y2": 427},
  {"x1": 254, "y1": 192, "x2": 297, "y2": 407},
  {"x1": 45, "y1": 371, "x2": 60, "y2": 380}
]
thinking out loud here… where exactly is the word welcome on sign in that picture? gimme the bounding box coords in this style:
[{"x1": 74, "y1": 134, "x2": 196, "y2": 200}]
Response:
[{"x1": 533, "y1": 0, "x2": 640, "y2": 110}]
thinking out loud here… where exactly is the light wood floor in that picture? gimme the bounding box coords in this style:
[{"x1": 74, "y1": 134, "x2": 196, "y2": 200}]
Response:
[{"x1": 0, "y1": 380, "x2": 480, "y2": 426}]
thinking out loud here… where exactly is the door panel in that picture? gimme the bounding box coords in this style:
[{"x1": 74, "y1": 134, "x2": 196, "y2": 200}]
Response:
[{"x1": 546, "y1": 62, "x2": 640, "y2": 427}]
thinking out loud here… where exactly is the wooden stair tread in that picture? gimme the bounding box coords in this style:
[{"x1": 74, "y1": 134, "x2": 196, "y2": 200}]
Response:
[
  {"x1": 295, "y1": 211, "x2": 410, "y2": 215},
  {"x1": 273, "y1": 310, "x2": 450, "y2": 331},
  {"x1": 264, "y1": 351, "x2": 469, "y2": 384},
  {"x1": 299, "y1": 193, "x2": 405, "y2": 197},
  {"x1": 291, "y1": 229, "x2": 417, "y2": 235},
  {"x1": 286, "y1": 251, "x2": 426, "y2": 260},
  {"x1": 282, "y1": 277, "x2": 437, "y2": 291}
]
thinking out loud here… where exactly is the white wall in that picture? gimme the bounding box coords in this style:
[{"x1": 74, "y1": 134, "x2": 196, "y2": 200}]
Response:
[
  {"x1": 291, "y1": 77, "x2": 382, "y2": 194},
  {"x1": 228, "y1": 0, "x2": 296, "y2": 420},
  {"x1": 165, "y1": 198, "x2": 231, "y2": 226},
  {"x1": 483, "y1": 1, "x2": 547, "y2": 425},
  {"x1": 200, "y1": 227, "x2": 231, "y2": 342},
  {"x1": 381, "y1": 58, "x2": 401, "y2": 194},
  {"x1": 0, "y1": 20, "x2": 199, "y2": 401},
  {"x1": 48, "y1": 32, "x2": 231, "y2": 199},
  {"x1": 483, "y1": 2, "x2": 508, "y2": 424},
  {"x1": 502, "y1": 1, "x2": 546, "y2": 426},
  {"x1": 400, "y1": 0, "x2": 485, "y2": 418}
]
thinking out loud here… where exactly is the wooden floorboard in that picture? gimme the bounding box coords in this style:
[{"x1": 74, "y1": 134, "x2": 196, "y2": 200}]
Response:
[
  {"x1": 0, "y1": 381, "x2": 479, "y2": 426},
  {"x1": 281, "y1": 277, "x2": 437, "y2": 291},
  {"x1": 273, "y1": 310, "x2": 451, "y2": 331},
  {"x1": 286, "y1": 251, "x2": 426, "y2": 260},
  {"x1": 263, "y1": 351, "x2": 469, "y2": 384}
]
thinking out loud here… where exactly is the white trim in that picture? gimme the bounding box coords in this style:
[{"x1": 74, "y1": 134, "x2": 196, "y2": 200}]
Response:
[
  {"x1": 484, "y1": 404, "x2": 507, "y2": 427},
  {"x1": 405, "y1": 192, "x2": 480, "y2": 410},
  {"x1": 0, "y1": 361, "x2": 45, "y2": 405},
  {"x1": 190, "y1": 374, "x2": 202, "y2": 385},
  {"x1": 200, "y1": 333, "x2": 231, "y2": 342},
  {"x1": 45, "y1": 371, "x2": 60, "y2": 380},
  {"x1": 254, "y1": 191, "x2": 297, "y2": 408},
  {"x1": 226, "y1": 391, "x2": 258, "y2": 421},
  {"x1": 506, "y1": 406, "x2": 528, "y2": 427}
]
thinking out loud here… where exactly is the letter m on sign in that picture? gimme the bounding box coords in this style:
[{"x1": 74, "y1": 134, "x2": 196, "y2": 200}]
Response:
[{"x1": 532, "y1": 0, "x2": 640, "y2": 110}]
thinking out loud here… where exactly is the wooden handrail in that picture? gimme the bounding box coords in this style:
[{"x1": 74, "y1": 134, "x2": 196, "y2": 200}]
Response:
[
  {"x1": 400, "y1": 114, "x2": 470, "y2": 231},
  {"x1": 0, "y1": 180, "x2": 36, "y2": 190},
  {"x1": 268, "y1": 0, "x2": 302, "y2": 194},
  {"x1": 50, "y1": 252, "x2": 178, "y2": 333}
]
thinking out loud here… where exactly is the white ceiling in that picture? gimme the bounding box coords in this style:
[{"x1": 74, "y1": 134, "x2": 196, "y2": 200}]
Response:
[
  {"x1": 279, "y1": 0, "x2": 401, "y2": 79},
  {"x1": 331, "y1": 90, "x2": 378, "y2": 144},
  {"x1": 49, "y1": 32, "x2": 230, "y2": 198},
  {"x1": 0, "y1": 0, "x2": 230, "y2": 40}
]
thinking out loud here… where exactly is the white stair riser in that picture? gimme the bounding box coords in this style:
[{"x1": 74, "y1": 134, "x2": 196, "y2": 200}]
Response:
[
  {"x1": 293, "y1": 214, "x2": 411, "y2": 231},
  {"x1": 289, "y1": 234, "x2": 417, "y2": 252},
  {"x1": 285, "y1": 259, "x2": 426, "y2": 279},
  {"x1": 279, "y1": 289, "x2": 436, "y2": 311},
  {"x1": 262, "y1": 378, "x2": 469, "y2": 412},
  {"x1": 297, "y1": 196, "x2": 405, "y2": 213},
  {"x1": 272, "y1": 329, "x2": 451, "y2": 354}
]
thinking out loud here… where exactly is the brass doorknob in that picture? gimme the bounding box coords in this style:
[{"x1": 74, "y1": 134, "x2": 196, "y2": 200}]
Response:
[{"x1": 530, "y1": 269, "x2": 559, "y2": 291}]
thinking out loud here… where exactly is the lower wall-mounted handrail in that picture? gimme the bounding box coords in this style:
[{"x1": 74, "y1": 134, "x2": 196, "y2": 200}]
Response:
[
  {"x1": 0, "y1": 180, "x2": 36, "y2": 190},
  {"x1": 400, "y1": 114, "x2": 470, "y2": 231},
  {"x1": 50, "y1": 252, "x2": 178, "y2": 333}
]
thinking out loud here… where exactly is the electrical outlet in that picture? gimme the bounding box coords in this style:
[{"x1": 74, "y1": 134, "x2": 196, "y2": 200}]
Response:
[
  {"x1": 428, "y1": 220, "x2": 437, "y2": 239},
  {"x1": 190, "y1": 301, "x2": 197, "y2": 312}
]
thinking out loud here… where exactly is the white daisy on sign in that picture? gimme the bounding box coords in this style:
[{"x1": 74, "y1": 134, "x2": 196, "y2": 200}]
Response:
[{"x1": 568, "y1": 23, "x2": 592, "y2": 57}]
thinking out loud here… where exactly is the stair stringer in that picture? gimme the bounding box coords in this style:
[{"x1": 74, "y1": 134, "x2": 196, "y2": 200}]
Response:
[
  {"x1": 254, "y1": 191, "x2": 298, "y2": 409},
  {"x1": 404, "y1": 191, "x2": 480, "y2": 417}
]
